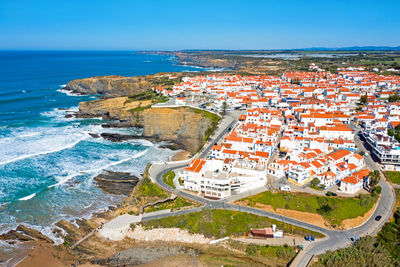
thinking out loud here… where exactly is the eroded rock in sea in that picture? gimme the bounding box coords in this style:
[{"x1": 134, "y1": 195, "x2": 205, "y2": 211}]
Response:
[{"x1": 94, "y1": 171, "x2": 139, "y2": 196}]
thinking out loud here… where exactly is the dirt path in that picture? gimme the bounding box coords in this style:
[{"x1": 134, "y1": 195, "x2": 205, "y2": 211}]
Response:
[{"x1": 252, "y1": 203, "x2": 330, "y2": 229}]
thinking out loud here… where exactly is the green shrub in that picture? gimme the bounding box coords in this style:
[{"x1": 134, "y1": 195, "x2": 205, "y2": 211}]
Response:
[
  {"x1": 162, "y1": 171, "x2": 176, "y2": 189},
  {"x1": 313, "y1": 236, "x2": 396, "y2": 267},
  {"x1": 140, "y1": 209, "x2": 323, "y2": 238},
  {"x1": 386, "y1": 171, "x2": 400, "y2": 185}
]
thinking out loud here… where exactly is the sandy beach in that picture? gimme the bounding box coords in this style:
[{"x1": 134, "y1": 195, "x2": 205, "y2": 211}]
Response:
[{"x1": 171, "y1": 150, "x2": 191, "y2": 161}]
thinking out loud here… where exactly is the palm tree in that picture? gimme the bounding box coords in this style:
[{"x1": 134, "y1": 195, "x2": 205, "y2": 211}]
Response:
[{"x1": 368, "y1": 170, "x2": 380, "y2": 191}]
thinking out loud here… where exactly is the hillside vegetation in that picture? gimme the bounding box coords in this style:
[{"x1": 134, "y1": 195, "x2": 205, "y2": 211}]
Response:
[
  {"x1": 238, "y1": 189, "x2": 381, "y2": 226},
  {"x1": 139, "y1": 209, "x2": 323, "y2": 238}
]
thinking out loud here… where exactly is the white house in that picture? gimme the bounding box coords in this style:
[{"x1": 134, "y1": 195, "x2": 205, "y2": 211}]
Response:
[{"x1": 339, "y1": 169, "x2": 370, "y2": 194}]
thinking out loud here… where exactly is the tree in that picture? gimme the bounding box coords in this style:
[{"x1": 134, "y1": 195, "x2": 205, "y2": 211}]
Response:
[
  {"x1": 221, "y1": 101, "x2": 227, "y2": 116},
  {"x1": 357, "y1": 93, "x2": 368, "y2": 106},
  {"x1": 317, "y1": 204, "x2": 333, "y2": 215},
  {"x1": 311, "y1": 178, "x2": 321, "y2": 186},
  {"x1": 377, "y1": 208, "x2": 400, "y2": 261},
  {"x1": 388, "y1": 94, "x2": 400, "y2": 103},
  {"x1": 388, "y1": 125, "x2": 400, "y2": 143},
  {"x1": 292, "y1": 78, "x2": 301, "y2": 85},
  {"x1": 368, "y1": 170, "x2": 380, "y2": 190}
]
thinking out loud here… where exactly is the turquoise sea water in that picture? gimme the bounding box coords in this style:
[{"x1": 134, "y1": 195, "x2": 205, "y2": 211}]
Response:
[{"x1": 0, "y1": 51, "x2": 202, "y2": 242}]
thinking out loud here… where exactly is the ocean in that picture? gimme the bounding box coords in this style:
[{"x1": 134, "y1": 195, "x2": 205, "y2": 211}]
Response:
[{"x1": 0, "y1": 51, "x2": 202, "y2": 244}]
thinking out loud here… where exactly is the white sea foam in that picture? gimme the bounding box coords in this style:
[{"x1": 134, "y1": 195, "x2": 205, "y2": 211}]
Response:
[
  {"x1": 57, "y1": 88, "x2": 80, "y2": 97},
  {"x1": 19, "y1": 193, "x2": 36, "y2": 201},
  {"x1": 82, "y1": 149, "x2": 149, "y2": 173},
  {"x1": 0, "y1": 135, "x2": 88, "y2": 166},
  {"x1": 18, "y1": 132, "x2": 41, "y2": 138},
  {"x1": 129, "y1": 139, "x2": 154, "y2": 147},
  {"x1": 49, "y1": 149, "x2": 149, "y2": 188},
  {"x1": 0, "y1": 131, "x2": 40, "y2": 144}
]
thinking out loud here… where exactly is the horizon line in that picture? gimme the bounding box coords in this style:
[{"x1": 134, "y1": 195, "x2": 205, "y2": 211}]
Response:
[{"x1": 1, "y1": 45, "x2": 400, "y2": 52}]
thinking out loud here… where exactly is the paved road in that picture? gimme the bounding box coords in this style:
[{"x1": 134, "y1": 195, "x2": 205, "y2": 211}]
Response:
[
  {"x1": 147, "y1": 118, "x2": 397, "y2": 267},
  {"x1": 293, "y1": 122, "x2": 397, "y2": 266},
  {"x1": 198, "y1": 111, "x2": 238, "y2": 158}
]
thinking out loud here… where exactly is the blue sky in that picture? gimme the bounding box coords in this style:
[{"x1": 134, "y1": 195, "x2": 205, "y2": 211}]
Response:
[{"x1": 0, "y1": 0, "x2": 399, "y2": 50}]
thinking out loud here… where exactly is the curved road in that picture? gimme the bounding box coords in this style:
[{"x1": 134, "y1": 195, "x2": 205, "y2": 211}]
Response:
[{"x1": 147, "y1": 116, "x2": 396, "y2": 267}]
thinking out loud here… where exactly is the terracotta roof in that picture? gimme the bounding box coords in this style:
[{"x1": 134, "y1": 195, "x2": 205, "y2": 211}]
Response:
[{"x1": 327, "y1": 149, "x2": 351, "y2": 161}]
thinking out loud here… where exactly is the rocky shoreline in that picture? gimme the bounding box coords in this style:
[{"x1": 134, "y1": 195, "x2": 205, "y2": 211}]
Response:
[
  {"x1": 94, "y1": 171, "x2": 139, "y2": 196},
  {"x1": 138, "y1": 51, "x2": 238, "y2": 69},
  {"x1": 1, "y1": 70, "x2": 220, "y2": 265},
  {"x1": 74, "y1": 97, "x2": 215, "y2": 154}
]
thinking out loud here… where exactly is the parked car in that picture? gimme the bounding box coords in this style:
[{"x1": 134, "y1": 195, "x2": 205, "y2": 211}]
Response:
[
  {"x1": 304, "y1": 235, "x2": 315, "y2": 241},
  {"x1": 326, "y1": 191, "x2": 338, "y2": 197},
  {"x1": 375, "y1": 215, "x2": 382, "y2": 221},
  {"x1": 280, "y1": 185, "x2": 291, "y2": 192}
]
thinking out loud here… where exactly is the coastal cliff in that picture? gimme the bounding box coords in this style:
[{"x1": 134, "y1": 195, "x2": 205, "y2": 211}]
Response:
[
  {"x1": 78, "y1": 97, "x2": 220, "y2": 153},
  {"x1": 64, "y1": 75, "x2": 155, "y2": 97},
  {"x1": 174, "y1": 52, "x2": 237, "y2": 69}
]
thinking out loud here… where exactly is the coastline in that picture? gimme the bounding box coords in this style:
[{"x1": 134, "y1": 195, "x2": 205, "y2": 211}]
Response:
[
  {"x1": 5, "y1": 143, "x2": 194, "y2": 266},
  {"x1": 0, "y1": 51, "x2": 224, "y2": 266}
]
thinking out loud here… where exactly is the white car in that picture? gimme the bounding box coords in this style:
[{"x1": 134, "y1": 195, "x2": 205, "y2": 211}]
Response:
[{"x1": 280, "y1": 185, "x2": 291, "y2": 192}]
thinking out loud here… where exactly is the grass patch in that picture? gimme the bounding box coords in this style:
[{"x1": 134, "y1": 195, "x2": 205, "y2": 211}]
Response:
[
  {"x1": 386, "y1": 171, "x2": 400, "y2": 184},
  {"x1": 240, "y1": 190, "x2": 380, "y2": 226},
  {"x1": 63, "y1": 240, "x2": 71, "y2": 248},
  {"x1": 162, "y1": 170, "x2": 176, "y2": 189},
  {"x1": 127, "y1": 90, "x2": 167, "y2": 102},
  {"x1": 144, "y1": 197, "x2": 193, "y2": 213},
  {"x1": 376, "y1": 189, "x2": 400, "y2": 261},
  {"x1": 245, "y1": 243, "x2": 296, "y2": 260},
  {"x1": 129, "y1": 103, "x2": 153, "y2": 112},
  {"x1": 312, "y1": 236, "x2": 396, "y2": 267},
  {"x1": 138, "y1": 176, "x2": 169, "y2": 199},
  {"x1": 126, "y1": 91, "x2": 169, "y2": 111},
  {"x1": 200, "y1": 240, "x2": 297, "y2": 266},
  {"x1": 310, "y1": 184, "x2": 324, "y2": 191},
  {"x1": 227, "y1": 240, "x2": 297, "y2": 262},
  {"x1": 140, "y1": 209, "x2": 323, "y2": 238}
]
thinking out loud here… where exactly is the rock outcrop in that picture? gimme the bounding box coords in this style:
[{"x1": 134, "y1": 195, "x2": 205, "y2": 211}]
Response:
[
  {"x1": 94, "y1": 171, "x2": 139, "y2": 196},
  {"x1": 77, "y1": 97, "x2": 218, "y2": 153},
  {"x1": 174, "y1": 52, "x2": 237, "y2": 69},
  {"x1": 78, "y1": 97, "x2": 152, "y2": 120},
  {"x1": 64, "y1": 76, "x2": 154, "y2": 97},
  {"x1": 139, "y1": 107, "x2": 213, "y2": 153},
  {"x1": 0, "y1": 224, "x2": 54, "y2": 244}
]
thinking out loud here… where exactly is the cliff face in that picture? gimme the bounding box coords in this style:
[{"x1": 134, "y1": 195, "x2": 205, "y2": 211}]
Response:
[
  {"x1": 139, "y1": 107, "x2": 212, "y2": 153},
  {"x1": 78, "y1": 97, "x2": 215, "y2": 153},
  {"x1": 65, "y1": 75, "x2": 154, "y2": 97},
  {"x1": 78, "y1": 97, "x2": 152, "y2": 120},
  {"x1": 174, "y1": 52, "x2": 237, "y2": 69}
]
